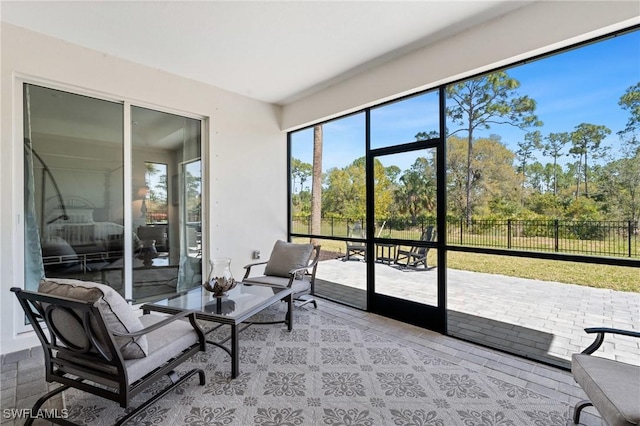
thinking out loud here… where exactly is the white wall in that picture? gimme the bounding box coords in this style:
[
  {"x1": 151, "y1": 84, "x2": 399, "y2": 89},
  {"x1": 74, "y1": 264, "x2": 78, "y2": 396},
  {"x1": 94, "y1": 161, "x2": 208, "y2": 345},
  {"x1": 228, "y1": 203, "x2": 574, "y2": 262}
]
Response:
[
  {"x1": 0, "y1": 23, "x2": 287, "y2": 354},
  {"x1": 281, "y1": 1, "x2": 640, "y2": 130}
]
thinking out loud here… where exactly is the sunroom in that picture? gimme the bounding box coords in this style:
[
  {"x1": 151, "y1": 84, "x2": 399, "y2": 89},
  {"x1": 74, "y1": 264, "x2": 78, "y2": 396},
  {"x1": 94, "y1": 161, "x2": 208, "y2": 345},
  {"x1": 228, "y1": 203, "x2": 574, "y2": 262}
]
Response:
[{"x1": 1, "y1": 2, "x2": 638, "y2": 425}]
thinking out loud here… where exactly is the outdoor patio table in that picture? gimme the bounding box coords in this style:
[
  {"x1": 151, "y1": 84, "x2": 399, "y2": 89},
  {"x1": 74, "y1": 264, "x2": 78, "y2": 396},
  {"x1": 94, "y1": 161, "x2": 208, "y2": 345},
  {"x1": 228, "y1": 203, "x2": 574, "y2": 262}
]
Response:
[{"x1": 376, "y1": 242, "x2": 397, "y2": 265}]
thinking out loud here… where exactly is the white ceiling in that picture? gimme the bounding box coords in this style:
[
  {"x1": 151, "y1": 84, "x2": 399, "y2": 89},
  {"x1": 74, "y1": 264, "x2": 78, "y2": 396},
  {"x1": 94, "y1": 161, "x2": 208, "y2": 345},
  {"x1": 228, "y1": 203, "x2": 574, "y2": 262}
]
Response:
[{"x1": 1, "y1": 1, "x2": 534, "y2": 105}]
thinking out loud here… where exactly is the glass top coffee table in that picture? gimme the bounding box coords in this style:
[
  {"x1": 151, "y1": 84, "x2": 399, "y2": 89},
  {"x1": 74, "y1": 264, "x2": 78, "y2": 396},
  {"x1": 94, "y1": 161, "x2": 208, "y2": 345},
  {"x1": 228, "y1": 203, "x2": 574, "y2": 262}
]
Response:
[{"x1": 142, "y1": 283, "x2": 294, "y2": 378}]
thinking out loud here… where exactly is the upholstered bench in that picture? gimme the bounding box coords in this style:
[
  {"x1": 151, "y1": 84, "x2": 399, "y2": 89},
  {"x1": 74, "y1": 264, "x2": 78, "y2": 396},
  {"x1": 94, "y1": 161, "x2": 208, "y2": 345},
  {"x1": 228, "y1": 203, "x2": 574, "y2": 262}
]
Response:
[{"x1": 571, "y1": 328, "x2": 640, "y2": 426}]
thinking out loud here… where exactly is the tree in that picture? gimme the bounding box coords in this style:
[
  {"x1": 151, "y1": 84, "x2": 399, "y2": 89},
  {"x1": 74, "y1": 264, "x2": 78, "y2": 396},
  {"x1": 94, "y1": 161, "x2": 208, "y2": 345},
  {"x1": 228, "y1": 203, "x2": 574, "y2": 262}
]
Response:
[
  {"x1": 610, "y1": 83, "x2": 640, "y2": 224},
  {"x1": 446, "y1": 71, "x2": 541, "y2": 224},
  {"x1": 618, "y1": 82, "x2": 640, "y2": 146},
  {"x1": 445, "y1": 136, "x2": 470, "y2": 218},
  {"x1": 569, "y1": 123, "x2": 611, "y2": 198},
  {"x1": 384, "y1": 165, "x2": 402, "y2": 184},
  {"x1": 322, "y1": 157, "x2": 393, "y2": 220},
  {"x1": 311, "y1": 125, "x2": 323, "y2": 241},
  {"x1": 525, "y1": 161, "x2": 545, "y2": 192},
  {"x1": 415, "y1": 130, "x2": 439, "y2": 141},
  {"x1": 473, "y1": 136, "x2": 521, "y2": 217},
  {"x1": 515, "y1": 130, "x2": 542, "y2": 193},
  {"x1": 394, "y1": 157, "x2": 436, "y2": 224},
  {"x1": 446, "y1": 135, "x2": 519, "y2": 218},
  {"x1": 543, "y1": 132, "x2": 570, "y2": 195},
  {"x1": 290, "y1": 158, "x2": 312, "y2": 193},
  {"x1": 598, "y1": 154, "x2": 640, "y2": 223}
]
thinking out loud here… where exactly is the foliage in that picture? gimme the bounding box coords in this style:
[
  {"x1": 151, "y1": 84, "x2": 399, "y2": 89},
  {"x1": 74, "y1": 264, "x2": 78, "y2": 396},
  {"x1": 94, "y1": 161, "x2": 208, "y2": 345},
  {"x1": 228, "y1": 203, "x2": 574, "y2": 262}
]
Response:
[
  {"x1": 291, "y1": 158, "x2": 312, "y2": 193},
  {"x1": 447, "y1": 135, "x2": 521, "y2": 218},
  {"x1": 322, "y1": 157, "x2": 394, "y2": 220},
  {"x1": 446, "y1": 71, "x2": 542, "y2": 223},
  {"x1": 618, "y1": 82, "x2": 640, "y2": 141},
  {"x1": 569, "y1": 123, "x2": 611, "y2": 198},
  {"x1": 394, "y1": 157, "x2": 436, "y2": 224},
  {"x1": 291, "y1": 81, "x2": 640, "y2": 238}
]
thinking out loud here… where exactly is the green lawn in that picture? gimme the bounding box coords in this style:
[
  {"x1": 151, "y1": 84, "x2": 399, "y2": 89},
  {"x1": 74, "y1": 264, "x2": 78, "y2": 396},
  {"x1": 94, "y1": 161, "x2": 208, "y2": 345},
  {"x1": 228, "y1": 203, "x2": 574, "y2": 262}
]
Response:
[
  {"x1": 302, "y1": 237, "x2": 639, "y2": 293},
  {"x1": 445, "y1": 252, "x2": 639, "y2": 293}
]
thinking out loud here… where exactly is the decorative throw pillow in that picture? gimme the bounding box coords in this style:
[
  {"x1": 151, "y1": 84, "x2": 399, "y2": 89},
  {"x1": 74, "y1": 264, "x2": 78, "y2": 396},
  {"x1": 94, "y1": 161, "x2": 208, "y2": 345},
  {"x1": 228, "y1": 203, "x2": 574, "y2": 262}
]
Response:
[
  {"x1": 264, "y1": 240, "x2": 313, "y2": 278},
  {"x1": 38, "y1": 278, "x2": 148, "y2": 359}
]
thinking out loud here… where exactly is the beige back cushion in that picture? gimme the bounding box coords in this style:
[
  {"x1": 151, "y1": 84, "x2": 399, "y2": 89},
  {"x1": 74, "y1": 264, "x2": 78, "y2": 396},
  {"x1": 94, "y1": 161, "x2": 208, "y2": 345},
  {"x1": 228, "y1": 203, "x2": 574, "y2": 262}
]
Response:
[
  {"x1": 39, "y1": 278, "x2": 148, "y2": 359},
  {"x1": 264, "y1": 240, "x2": 313, "y2": 278}
]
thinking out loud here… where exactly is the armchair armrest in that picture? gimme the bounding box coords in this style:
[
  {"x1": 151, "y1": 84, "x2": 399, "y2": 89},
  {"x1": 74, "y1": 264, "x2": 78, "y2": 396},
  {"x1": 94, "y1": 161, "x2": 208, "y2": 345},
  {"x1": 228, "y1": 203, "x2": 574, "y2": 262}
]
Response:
[
  {"x1": 582, "y1": 327, "x2": 640, "y2": 355},
  {"x1": 110, "y1": 309, "x2": 203, "y2": 339},
  {"x1": 243, "y1": 260, "x2": 269, "y2": 279},
  {"x1": 288, "y1": 250, "x2": 320, "y2": 276},
  {"x1": 288, "y1": 264, "x2": 314, "y2": 277}
]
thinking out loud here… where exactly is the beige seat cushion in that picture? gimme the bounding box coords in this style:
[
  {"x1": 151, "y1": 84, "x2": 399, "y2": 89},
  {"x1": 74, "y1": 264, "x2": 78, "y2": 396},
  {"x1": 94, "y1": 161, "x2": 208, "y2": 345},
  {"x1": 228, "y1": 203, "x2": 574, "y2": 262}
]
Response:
[
  {"x1": 243, "y1": 275, "x2": 311, "y2": 295},
  {"x1": 572, "y1": 353, "x2": 640, "y2": 426},
  {"x1": 264, "y1": 240, "x2": 313, "y2": 278},
  {"x1": 58, "y1": 314, "x2": 199, "y2": 387},
  {"x1": 39, "y1": 278, "x2": 148, "y2": 359}
]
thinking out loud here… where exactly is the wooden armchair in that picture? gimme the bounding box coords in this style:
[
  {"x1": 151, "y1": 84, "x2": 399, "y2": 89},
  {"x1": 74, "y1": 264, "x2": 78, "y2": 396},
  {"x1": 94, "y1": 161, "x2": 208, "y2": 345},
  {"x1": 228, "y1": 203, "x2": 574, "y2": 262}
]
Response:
[
  {"x1": 11, "y1": 278, "x2": 206, "y2": 426},
  {"x1": 344, "y1": 222, "x2": 366, "y2": 261},
  {"x1": 395, "y1": 225, "x2": 436, "y2": 269}
]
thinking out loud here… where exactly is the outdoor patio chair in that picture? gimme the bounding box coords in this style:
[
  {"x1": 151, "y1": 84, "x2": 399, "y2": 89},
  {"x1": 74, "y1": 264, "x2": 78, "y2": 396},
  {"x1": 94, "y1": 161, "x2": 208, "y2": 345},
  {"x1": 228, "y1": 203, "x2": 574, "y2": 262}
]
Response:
[
  {"x1": 11, "y1": 278, "x2": 206, "y2": 426},
  {"x1": 571, "y1": 327, "x2": 640, "y2": 426},
  {"x1": 344, "y1": 221, "x2": 367, "y2": 261},
  {"x1": 395, "y1": 225, "x2": 436, "y2": 269},
  {"x1": 243, "y1": 240, "x2": 320, "y2": 308}
]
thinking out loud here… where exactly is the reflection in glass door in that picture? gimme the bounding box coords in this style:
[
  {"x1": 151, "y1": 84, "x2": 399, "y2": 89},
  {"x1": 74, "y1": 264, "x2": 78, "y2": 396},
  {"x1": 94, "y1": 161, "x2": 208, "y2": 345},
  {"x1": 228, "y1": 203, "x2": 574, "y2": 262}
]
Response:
[
  {"x1": 22, "y1": 84, "x2": 202, "y2": 303},
  {"x1": 23, "y1": 84, "x2": 124, "y2": 291},
  {"x1": 129, "y1": 107, "x2": 202, "y2": 302}
]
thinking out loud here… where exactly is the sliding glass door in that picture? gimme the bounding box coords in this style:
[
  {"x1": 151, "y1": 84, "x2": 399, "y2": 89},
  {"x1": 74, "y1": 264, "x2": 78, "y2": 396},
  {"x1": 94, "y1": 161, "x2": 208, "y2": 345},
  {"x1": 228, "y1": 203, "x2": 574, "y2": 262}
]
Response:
[
  {"x1": 24, "y1": 84, "x2": 125, "y2": 291},
  {"x1": 23, "y1": 83, "x2": 202, "y2": 303}
]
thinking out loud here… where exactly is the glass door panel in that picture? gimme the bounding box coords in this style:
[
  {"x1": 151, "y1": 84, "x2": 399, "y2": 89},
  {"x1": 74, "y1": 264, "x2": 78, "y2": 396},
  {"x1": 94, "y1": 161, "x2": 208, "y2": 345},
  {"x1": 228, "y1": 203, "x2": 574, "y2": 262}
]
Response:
[
  {"x1": 24, "y1": 84, "x2": 124, "y2": 291},
  {"x1": 130, "y1": 106, "x2": 201, "y2": 302},
  {"x1": 370, "y1": 91, "x2": 440, "y2": 149},
  {"x1": 289, "y1": 113, "x2": 367, "y2": 309},
  {"x1": 372, "y1": 148, "x2": 439, "y2": 324}
]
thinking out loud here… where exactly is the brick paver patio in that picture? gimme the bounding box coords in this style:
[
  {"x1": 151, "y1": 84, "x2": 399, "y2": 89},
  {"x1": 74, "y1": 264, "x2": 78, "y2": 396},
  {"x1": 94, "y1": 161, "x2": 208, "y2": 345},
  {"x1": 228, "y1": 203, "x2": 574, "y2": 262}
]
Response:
[{"x1": 315, "y1": 259, "x2": 640, "y2": 369}]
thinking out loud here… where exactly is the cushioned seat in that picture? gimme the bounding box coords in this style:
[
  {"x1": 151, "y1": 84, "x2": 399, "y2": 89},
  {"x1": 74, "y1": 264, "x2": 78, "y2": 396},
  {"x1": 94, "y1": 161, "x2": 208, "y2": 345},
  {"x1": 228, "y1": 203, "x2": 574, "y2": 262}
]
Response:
[
  {"x1": 243, "y1": 240, "x2": 320, "y2": 308},
  {"x1": 571, "y1": 328, "x2": 640, "y2": 426},
  {"x1": 572, "y1": 354, "x2": 640, "y2": 426},
  {"x1": 11, "y1": 278, "x2": 206, "y2": 426},
  {"x1": 241, "y1": 274, "x2": 312, "y2": 295}
]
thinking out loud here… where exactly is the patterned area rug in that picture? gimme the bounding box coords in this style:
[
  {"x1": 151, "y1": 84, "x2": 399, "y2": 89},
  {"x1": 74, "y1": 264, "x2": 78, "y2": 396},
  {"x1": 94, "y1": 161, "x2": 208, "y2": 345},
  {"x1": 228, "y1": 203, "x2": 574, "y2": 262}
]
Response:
[{"x1": 63, "y1": 304, "x2": 572, "y2": 425}]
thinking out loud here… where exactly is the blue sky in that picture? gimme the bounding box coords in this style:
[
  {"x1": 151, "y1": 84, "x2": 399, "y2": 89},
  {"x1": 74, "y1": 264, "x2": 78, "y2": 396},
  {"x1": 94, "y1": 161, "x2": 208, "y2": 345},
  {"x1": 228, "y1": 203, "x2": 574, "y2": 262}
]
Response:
[{"x1": 291, "y1": 29, "x2": 639, "y2": 176}]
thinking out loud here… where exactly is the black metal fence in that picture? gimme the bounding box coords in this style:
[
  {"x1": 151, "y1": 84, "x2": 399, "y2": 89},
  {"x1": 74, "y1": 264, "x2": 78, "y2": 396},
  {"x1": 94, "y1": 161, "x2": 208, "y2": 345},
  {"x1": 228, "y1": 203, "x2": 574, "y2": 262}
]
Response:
[{"x1": 292, "y1": 216, "x2": 639, "y2": 258}]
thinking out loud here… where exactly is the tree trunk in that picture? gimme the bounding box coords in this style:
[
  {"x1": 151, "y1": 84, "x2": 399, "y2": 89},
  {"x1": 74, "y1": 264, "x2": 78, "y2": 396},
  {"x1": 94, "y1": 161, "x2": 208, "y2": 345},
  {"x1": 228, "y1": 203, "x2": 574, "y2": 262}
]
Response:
[
  {"x1": 576, "y1": 156, "x2": 582, "y2": 199},
  {"x1": 311, "y1": 125, "x2": 323, "y2": 244},
  {"x1": 553, "y1": 157, "x2": 557, "y2": 195},
  {"x1": 584, "y1": 153, "x2": 589, "y2": 197},
  {"x1": 465, "y1": 125, "x2": 474, "y2": 226}
]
